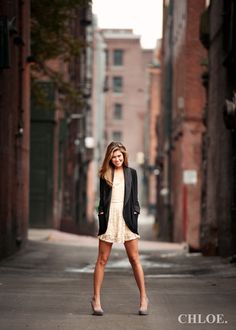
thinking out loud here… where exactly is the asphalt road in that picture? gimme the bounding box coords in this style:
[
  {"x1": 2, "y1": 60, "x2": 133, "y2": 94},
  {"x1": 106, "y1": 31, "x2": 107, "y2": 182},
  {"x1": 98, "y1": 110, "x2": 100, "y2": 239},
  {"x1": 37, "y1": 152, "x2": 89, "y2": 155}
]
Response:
[{"x1": 0, "y1": 212, "x2": 236, "y2": 330}]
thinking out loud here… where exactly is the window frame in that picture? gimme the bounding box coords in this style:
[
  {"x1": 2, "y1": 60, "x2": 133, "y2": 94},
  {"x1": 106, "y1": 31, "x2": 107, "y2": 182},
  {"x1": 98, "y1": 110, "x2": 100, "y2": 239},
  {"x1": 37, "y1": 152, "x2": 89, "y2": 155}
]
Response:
[
  {"x1": 112, "y1": 76, "x2": 123, "y2": 93},
  {"x1": 112, "y1": 131, "x2": 122, "y2": 141},
  {"x1": 113, "y1": 103, "x2": 123, "y2": 120},
  {"x1": 113, "y1": 49, "x2": 124, "y2": 66}
]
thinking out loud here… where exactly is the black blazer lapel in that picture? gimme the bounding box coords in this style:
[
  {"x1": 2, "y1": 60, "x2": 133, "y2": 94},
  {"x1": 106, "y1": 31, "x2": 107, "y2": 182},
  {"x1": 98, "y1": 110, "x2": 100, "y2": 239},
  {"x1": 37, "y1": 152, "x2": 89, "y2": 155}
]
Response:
[{"x1": 124, "y1": 166, "x2": 132, "y2": 206}]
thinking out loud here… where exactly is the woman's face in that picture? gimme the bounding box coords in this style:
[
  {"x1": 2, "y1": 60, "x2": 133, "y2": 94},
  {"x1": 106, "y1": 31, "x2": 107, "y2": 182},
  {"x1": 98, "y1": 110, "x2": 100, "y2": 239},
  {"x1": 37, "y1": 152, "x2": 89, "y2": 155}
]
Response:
[{"x1": 111, "y1": 149, "x2": 124, "y2": 168}]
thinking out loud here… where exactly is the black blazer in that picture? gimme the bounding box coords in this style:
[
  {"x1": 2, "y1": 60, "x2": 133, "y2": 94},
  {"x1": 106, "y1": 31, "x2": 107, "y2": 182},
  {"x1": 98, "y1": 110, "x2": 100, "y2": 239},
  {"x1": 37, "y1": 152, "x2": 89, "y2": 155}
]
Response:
[{"x1": 97, "y1": 166, "x2": 140, "y2": 236}]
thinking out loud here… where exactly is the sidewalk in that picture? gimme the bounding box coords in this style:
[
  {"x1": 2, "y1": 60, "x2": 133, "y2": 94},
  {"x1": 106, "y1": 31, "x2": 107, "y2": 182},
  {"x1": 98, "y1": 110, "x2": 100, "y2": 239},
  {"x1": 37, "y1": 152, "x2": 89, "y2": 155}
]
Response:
[
  {"x1": 28, "y1": 228, "x2": 236, "y2": 278},
  {"x1": 28, "y1": 207, "x2": 187, "y2": 253},
  {"x1": 28, "y1": 228, "x2": 187, "y2": 252}
]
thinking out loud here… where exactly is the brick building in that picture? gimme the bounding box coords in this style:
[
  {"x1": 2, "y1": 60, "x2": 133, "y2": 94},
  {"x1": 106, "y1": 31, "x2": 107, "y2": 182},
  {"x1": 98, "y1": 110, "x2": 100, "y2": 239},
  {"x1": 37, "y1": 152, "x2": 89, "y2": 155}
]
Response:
[
  {"x1": 199, "y1": 0, "x2": 236, "y2": 257},
  {"x1": 101, "y1": 29, "x2": 152, "y2": 203},
  {"x1": 158, "y1": 0, "x2": 206, "y2": 249},
  {"x1": 60, "y1": 5, "x2": 95, "y2": 235},
  {"x1": 146, "y1": 41, "x2": 162, "y2": 214},
  {"x1": 29, "y1": 63, "x2": 66, "y2": 229},
  {"x1": 29, "y1": 4, "x2": 95, "y2": 234},
  {"x1": 0, "y1": 0, "x2": 30, "y2": 258}
]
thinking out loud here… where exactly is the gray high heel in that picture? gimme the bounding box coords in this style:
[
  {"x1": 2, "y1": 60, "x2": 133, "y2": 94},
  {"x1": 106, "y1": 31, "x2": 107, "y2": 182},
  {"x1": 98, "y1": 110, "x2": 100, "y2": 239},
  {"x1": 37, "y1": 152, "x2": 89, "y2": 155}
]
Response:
[
  {"x1": 139, "y1": 297, "x2": 149, "y2": 315},
  {"x1": 90, "y1": 298, "x2": 104, "y2": 316}
]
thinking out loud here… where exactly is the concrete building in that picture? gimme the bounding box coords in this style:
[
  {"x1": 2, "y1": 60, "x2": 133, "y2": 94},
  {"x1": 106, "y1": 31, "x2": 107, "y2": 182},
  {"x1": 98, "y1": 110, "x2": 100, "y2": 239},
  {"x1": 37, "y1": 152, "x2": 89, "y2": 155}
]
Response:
[
  {"x1": 101, "y1": 29, "x2": 153, "y2": 203},
  {"x1": 0, "y1": 0, "x2": 31, "y2": 258},
  {"x1": 159, "y1": 0, "x2": 206, "y2": 250},
  {"x1": 199, "y1": 0, "x2": 236, "y2": 257}
]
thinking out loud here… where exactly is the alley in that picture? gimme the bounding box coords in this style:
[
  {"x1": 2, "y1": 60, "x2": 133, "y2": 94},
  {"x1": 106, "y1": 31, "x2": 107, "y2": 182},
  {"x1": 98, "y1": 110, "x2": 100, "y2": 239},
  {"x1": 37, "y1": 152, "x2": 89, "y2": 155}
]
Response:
[
  {"x1": 1, "y1": 1, "x2": 236, "y2": 328},
  {"x1": 0, "y1": 212, "x2": 236, "y2": 330}
]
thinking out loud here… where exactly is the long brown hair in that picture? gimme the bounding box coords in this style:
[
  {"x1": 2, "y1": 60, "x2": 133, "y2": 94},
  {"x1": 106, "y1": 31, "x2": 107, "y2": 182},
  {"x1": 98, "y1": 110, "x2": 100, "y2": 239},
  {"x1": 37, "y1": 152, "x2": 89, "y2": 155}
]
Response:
[{"x1": 99, "y1": 141, "x2": 129, "y2": 186}]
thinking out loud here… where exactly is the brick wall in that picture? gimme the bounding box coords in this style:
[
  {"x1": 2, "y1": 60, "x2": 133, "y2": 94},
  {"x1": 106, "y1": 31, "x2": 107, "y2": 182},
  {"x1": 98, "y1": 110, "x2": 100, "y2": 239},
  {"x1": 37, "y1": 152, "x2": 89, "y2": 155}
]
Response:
[
  {"x1": 0, "y1": 0, "x2": 30, "y2": 258},
  {"x1": 170, "y1": 0, "x2": 206, "y2": 249},
  {"x1": 201, "y1": 0, "x2": 235, "y2": 256}
]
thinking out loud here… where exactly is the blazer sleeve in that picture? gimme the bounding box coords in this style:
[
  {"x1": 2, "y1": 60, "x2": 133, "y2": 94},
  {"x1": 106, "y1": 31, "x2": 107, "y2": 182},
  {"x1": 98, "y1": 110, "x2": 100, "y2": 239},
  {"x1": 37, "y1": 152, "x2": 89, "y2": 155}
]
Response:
[
  {"x1": 98, "y1": 177, "x2": 105, "y2": 214},
  {"x1": 132, "y1": 169, "x2": 140, "y2": 213}
]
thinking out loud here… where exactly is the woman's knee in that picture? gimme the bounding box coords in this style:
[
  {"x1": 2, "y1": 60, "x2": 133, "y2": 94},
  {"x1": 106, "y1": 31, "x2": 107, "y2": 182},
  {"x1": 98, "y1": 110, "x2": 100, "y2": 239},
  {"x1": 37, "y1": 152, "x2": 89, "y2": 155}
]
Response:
[
  {"x1": 97, "y1": 253, "x2": 109, "y2": 267},
  {"x1": 128, "y1": 254, "x2": 140, "y2": 267}
]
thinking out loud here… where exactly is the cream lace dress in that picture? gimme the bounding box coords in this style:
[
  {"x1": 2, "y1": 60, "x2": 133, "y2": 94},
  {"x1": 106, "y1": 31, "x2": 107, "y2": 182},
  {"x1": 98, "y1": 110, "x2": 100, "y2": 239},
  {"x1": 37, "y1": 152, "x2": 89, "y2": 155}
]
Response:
[{"x1": 98, "y1": 170, "x2": 140, "y2": 243}]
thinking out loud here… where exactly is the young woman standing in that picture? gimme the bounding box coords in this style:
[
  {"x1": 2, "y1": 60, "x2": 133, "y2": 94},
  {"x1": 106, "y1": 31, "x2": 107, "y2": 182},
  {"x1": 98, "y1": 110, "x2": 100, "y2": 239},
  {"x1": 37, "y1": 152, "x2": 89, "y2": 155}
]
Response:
[{"x1": 91, "y1": 141, "x2": 149, "y2": 316}]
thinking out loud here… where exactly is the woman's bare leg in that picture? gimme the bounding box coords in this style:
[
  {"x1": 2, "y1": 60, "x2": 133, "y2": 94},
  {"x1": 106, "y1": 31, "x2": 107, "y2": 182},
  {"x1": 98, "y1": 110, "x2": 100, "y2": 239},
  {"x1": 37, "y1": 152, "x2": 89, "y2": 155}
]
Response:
[
  {"x1": 124, "y1": 238, "x2": 148, "y2": 308},
  {"x1": 93, "y1": 239, "x2": 113, "y2": 309}
]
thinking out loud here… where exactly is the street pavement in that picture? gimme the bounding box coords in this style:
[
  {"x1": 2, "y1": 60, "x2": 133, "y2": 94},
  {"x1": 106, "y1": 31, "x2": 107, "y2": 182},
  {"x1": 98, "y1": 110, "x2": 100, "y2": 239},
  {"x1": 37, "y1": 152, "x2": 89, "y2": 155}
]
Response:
[{"x1": 0, "y1": 209, "x2": 236, "y2": 330}]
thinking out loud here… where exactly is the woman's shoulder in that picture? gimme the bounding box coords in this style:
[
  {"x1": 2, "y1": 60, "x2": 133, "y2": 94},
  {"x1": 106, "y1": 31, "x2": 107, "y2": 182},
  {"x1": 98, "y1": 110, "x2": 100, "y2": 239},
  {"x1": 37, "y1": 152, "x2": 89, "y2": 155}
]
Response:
[
  {"x1": 125, "y1": 166, "x2": 137, "y2": 174},
  {"x1": 99, "y1": 176, "x2": 106, "y2": 184}
]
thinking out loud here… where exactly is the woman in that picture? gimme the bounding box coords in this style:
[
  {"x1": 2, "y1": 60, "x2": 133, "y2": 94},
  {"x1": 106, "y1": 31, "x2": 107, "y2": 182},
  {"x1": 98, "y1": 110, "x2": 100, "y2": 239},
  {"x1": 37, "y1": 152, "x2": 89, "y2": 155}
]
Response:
[{"x1": 91, "y1": 141, "x2": 149, "y2": 316}]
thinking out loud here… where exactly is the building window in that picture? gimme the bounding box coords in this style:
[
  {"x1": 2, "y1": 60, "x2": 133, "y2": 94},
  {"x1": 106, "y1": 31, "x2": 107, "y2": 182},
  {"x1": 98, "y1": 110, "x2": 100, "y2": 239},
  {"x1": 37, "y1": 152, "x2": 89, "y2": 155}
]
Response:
[
  {"x1": 112, "y1": 131, "x2": 122, "y2": 141},
  {"x1": 113, "y1": 103, "x2": 122, "y2": 119},
  {"x1": 113, "y1": 49, "x2": 123, "y2": 66},
  {"x1": 105, "y1": 49, "x2": 109, "y2": 67},
  {"x1": 113, "y1": 76, "x2": 123, "y2": 93}
]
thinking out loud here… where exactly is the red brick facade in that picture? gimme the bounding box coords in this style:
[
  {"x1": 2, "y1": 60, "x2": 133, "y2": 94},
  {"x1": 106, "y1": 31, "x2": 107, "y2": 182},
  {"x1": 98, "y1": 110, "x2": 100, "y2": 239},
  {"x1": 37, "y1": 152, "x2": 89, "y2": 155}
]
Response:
[
  {"x1": 160, "y1": 0, "x2": 206, "y2": 249},
  {"x1": 0, "y1": 1, "x2": 31, "y2": 258}
]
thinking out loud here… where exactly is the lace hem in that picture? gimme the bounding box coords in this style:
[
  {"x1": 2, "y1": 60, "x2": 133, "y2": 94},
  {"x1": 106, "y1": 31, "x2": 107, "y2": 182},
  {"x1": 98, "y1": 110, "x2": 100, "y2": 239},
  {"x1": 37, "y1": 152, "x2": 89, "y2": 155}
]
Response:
[{"x1": 98, "y1": 233, "x2": 140, "y2": 243}]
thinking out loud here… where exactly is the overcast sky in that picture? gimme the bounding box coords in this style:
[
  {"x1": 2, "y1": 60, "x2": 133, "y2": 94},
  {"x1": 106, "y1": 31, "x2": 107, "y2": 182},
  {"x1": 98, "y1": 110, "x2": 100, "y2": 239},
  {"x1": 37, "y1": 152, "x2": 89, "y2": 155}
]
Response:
[{"x1": 92, "y1": 0, "x2": 163, "y2": 49}]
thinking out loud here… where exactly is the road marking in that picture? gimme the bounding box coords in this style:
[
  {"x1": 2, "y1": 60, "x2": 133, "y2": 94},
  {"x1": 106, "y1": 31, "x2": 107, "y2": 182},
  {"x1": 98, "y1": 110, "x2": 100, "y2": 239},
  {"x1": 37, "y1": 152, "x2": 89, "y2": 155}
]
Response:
[
  {"x1": 145, "y1": 274, "x2": 195, "y2": 278},
  {"x1": 65, "y1": 255, "x2": 178, "y2": 274},
  {"x1": 65, "y1": 266, "x2": 94, "y2": 273}
]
